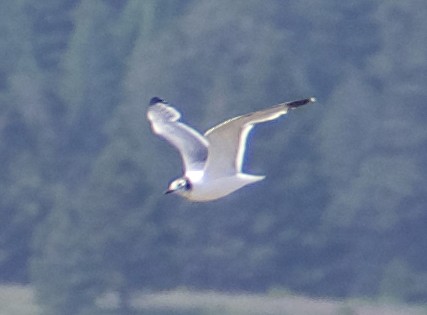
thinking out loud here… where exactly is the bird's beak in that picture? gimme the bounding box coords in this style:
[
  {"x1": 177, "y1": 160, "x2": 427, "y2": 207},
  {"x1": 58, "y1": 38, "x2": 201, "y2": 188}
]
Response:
[{"x1": 164, "y1": 189, "x2": 174, "y2": 195}]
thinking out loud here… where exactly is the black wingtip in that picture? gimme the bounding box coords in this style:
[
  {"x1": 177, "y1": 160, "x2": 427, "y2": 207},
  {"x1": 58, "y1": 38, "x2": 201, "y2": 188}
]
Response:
[
  {"x1": 287, "y1": 97, "x2": 316, "y2": 108},
  {"x1": 149, "y1": 97, "x2": 167, "y2": 106}
]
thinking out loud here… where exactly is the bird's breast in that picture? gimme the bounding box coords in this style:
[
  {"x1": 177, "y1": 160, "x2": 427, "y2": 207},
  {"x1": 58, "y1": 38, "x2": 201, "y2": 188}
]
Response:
[{"x1": 185, "y1": 174, "x2": 263, "y2": 202}]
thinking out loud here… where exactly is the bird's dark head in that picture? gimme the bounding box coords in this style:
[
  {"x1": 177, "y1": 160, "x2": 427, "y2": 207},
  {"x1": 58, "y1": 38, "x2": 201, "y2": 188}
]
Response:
[
  {"x1": 149, "y1": 97, "x2": 167, "y2": 106},
  {"x1": 165, "y1": 177, "x2": 192, "y2": 195}
]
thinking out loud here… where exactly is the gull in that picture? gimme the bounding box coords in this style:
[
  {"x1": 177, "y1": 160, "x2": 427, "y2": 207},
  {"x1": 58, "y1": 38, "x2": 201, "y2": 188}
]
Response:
[{"x1": 147, "y1": 96, "x2": 316, "y2": 201}]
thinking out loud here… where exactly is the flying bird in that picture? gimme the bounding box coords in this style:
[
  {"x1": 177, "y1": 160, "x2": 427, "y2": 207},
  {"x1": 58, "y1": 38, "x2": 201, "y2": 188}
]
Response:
[{"x1": 147, "y1": 96, "x2": 315, "y2": 201}]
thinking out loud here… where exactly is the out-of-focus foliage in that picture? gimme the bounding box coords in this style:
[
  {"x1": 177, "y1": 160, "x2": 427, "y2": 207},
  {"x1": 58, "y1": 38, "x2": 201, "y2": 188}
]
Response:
[{"x1": 0, "y1": 0, "x2": 426, "y2": 314}]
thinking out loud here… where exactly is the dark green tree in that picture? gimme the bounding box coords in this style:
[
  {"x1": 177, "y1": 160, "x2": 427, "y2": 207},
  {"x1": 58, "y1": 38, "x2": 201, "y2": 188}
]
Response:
[
  {"x1": 30, "y1": 1, "x2": 187, "y2": 313},
  {"x1": 0, "y1": 1, "x2": 53, "y2": 282}
]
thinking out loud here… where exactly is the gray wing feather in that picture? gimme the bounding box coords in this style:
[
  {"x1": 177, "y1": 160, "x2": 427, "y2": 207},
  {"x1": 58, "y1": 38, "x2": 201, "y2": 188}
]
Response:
[{"x1": 147, "y1": 103, "x2": 209, "y2": 172}]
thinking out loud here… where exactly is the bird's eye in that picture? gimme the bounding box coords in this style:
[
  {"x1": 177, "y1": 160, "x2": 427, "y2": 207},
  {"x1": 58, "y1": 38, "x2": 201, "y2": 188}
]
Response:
[{"x1": 177, "y1": 179, "x2": 191, "y2": 190}]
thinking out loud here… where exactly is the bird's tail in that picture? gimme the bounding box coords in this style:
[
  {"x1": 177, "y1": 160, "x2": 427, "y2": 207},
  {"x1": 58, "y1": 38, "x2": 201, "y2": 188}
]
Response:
[{"x1": 238, "y1": 173, "x2": 266, "y2": 183}]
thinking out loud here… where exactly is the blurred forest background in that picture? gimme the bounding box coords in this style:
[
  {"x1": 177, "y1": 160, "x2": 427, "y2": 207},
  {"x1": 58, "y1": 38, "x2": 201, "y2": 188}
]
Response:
[{"x1": 1, "y1": 0, "x2": 426, "y2": 314}]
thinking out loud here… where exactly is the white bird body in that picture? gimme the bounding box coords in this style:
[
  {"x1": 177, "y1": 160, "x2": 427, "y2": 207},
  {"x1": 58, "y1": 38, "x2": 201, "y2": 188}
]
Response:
[
  {"x1": 181, "y1": 173, "x2": 265, "y2": 202},
  {"x1": 147, "y1": 96, "x2": 315, "y2": 202}
]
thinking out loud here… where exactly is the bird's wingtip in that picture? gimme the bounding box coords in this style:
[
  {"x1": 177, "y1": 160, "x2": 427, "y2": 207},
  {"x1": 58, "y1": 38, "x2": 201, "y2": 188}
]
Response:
[
  {"x1": 149, "y1": 97, "x2": 167, "y2": 106},
  {"x1": 287, "y1": 97, "x2": 316, "y2": 108}
]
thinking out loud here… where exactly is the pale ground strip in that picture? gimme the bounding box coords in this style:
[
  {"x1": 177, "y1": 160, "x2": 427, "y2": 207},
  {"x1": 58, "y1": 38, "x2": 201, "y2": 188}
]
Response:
[
  {"x1": 0, "y1": 285, "x2": 40, "y2": 315},
  {"x1": 132, "y1": 290, "x2": 427, "y2": 315},
  {"x1": 1, "y1": 285, "x2": 426, "y2": 315}
]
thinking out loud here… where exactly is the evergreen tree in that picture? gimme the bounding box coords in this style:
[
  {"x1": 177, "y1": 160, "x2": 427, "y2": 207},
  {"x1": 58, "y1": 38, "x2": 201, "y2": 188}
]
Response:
[{"x1": 0, "y1": 1, "x2": 51, "y2": 283}]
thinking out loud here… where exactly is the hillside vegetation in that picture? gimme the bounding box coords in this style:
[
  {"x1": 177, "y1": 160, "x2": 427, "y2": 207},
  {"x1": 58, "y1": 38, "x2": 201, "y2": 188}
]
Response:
[{"x1": 0, "y1": 1, "x2": 426, "y2": 314}]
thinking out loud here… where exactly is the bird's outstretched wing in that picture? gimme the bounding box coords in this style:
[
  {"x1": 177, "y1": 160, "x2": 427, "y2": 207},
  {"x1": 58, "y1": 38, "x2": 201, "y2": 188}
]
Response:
[
  {"x1": 147, "y1": 97, "x2": 209, "y2": 173},
  {"x1": 204, "y1": 97, "x2": 316, "y2": 178}
]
